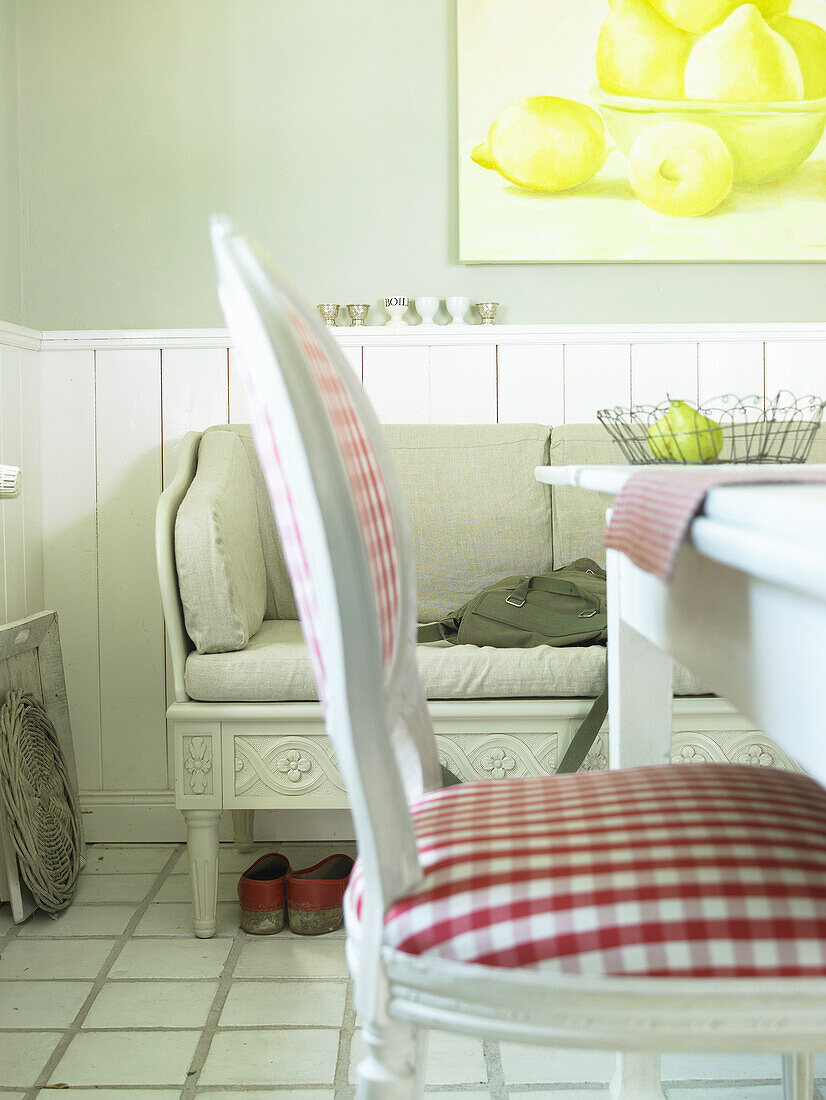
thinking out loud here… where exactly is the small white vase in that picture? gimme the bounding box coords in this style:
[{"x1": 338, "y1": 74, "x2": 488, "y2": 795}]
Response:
[
  {"x1": 415, "y1": 296, "x2": 439, "y2": 325},
  {"x1": 446, "y1": 296, "x2": 470, "y2": 325},
  {"x1": 384, "y1": 296, "x2": 409, "y2": 328}
]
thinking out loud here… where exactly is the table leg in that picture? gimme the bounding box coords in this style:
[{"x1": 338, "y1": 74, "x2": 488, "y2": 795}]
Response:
[
  {"x1": 610, "y1": 1053, "x2": 666, "y2": 1100},
  {"x1": 606, "y1": 549, "x2": 672, "y2": 1099},
  {"x1": 606, "y1": 548, "x2": 673, "y2": 769},
  {"x1": 782, "y1": 1054, "x2": 814, "y2": 1100}
]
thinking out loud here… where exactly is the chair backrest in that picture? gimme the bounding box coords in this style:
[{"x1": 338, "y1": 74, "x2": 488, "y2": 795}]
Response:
[{"x1": 210, "y1": 217, "x2": 441, "y2": 925}]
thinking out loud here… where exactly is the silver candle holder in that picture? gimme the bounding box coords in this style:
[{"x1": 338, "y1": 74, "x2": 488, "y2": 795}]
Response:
[
  {"x1": 347, "y1": 304, "x2": 370, "y2": 327},
  {"x1": 317, "y1": 303, "x2": 340, "y2": 327},
  {"x1": 476, "y1": 302, "x2": 499, "y2": 325}
]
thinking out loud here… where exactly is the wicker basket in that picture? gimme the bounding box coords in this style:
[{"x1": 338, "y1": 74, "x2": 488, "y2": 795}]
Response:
[
  {"x1": 597, "y1": 392, "x2": 825, "y2": 465},
  {"x1": 0, "y1": 691, "x2": 82, "y2": 916}
]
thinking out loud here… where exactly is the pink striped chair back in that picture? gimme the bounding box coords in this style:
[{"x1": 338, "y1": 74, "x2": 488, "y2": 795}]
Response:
[
  {"x1": 282, "y1": 300, "x2": 401, "y2": 682},
  {"x1": 211, "y1": 218, "x2": 440, "y2": 908}
]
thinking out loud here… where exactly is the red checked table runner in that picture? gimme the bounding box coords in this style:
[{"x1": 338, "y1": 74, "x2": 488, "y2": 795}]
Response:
[{"x1": 605, "y1": 466, "x2": 826, "y2": 581}]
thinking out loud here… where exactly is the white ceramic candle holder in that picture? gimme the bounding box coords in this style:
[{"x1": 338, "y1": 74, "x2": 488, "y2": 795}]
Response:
[
  {"x1": 384, "y1": 296, "x2": 409, "y2": 328},
  {"x1": 446, "y1": 296, "x2": 470, "y2": 325},
  {"x1": 414, "y1": 296, "x2": 439, "y2": 325}
]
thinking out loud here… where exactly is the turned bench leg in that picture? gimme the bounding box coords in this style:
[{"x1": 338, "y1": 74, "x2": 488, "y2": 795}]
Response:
[
  {"x1": 183, "y1": 809, "x2": 221, "y2": 938},
  {"x1": 232, "y1": 809, "x2": 255, "y2": 852}
]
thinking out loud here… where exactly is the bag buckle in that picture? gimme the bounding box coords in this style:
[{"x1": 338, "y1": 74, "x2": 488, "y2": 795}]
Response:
[
  {"x1": 505, "y1": 595, "x2": 526, "y2": 607},
  {"x1": 579, "y1": 608, "x2": 598, "y2": 618}
]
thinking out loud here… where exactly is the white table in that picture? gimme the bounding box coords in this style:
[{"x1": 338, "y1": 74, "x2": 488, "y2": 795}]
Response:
[{"x1": 535, "y1": 463, "x2": 826, "y2": 1099}]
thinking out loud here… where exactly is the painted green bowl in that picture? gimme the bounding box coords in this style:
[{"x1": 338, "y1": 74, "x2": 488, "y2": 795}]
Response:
[{"x1": 593, "y1": 85, "x2": 826, "y2": 188}]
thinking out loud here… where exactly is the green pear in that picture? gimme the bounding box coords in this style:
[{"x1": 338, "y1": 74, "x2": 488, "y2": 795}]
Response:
[
  {"x1": 649, "y1": 0, "x2": 789, "y2": 35},
  {"x1": 648, "y1": 399, "x2": 723, "y2": 462},
  {"x1": 597, "y1": 0, "x2": 694, "y2": 100},
  {"x1": 684, "y1": 5, "x2": 805, "y2": 102},
  {"x1": 773, "y1": 15, "x2": 826, "y2": 99},
  {"x1": 647, "y1": 412, "x2": 674, "y2": 459}
]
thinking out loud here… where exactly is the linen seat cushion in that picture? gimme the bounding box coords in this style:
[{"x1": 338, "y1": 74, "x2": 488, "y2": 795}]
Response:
[
  {"x1": 345, "y1": 763, "x2": 826, "y2": 977},
  {"x1": 184, "y1": 619, "x2": 707, "y2": 701}
]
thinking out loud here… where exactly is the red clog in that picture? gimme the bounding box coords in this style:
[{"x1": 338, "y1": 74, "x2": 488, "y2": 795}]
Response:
[
  {"x1": 286, "y1": 854, "x2": 354, "y2": 935},
  {"x1": 238, "y1": 852, "x2": 291, "y2": 934}
]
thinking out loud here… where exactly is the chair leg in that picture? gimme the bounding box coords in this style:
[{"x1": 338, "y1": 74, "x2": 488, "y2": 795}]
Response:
[
  {"x1": 609, "y1": 1053, "x2": 667, "y2": 1100},
  {"x1": 232, "y1": 809, "x2": 254, "y2": 852},
  {"x1": 782, "y1": 1054, "x2": 814, "y2": 1100},
  {"x1": 357, "y1": 1018, "x2": 427, "y2": 1100},
  {"x1": 183, "y1": 809, "x2": 221, "y2": 938}
]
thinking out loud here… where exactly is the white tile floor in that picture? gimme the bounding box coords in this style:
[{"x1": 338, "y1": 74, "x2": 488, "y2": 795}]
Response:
[{"x1": 1, "y1": 843, "x2": 824, "y2": 1099}]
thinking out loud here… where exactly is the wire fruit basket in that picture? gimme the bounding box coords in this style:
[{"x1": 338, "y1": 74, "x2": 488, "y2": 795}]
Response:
[{"x1": 597, "y1": 392, "x2": 826, "y2": 465}]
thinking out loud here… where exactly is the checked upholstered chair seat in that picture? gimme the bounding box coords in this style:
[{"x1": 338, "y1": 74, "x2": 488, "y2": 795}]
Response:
[{"x1": 345, "y1": 761, "x2": 826, "y2": 978}]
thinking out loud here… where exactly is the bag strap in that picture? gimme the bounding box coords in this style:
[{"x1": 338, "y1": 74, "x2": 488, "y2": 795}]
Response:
[
  {"x1": 417, "y1": 620, "x2": 453, "y2": 643},
  {"x1": 440, "y1": 763, "x2": 462, "y2": 787},
  {"x1": 555, "y1": 682, "x2": 608, "y2": 774}
]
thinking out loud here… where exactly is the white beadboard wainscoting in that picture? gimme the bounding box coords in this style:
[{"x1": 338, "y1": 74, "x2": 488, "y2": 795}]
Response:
[{"x1": 22, "y1": 322, "x2": 826, "y2": 839}]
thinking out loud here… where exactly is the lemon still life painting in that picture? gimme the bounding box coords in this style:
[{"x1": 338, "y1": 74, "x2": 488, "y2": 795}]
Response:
[{"x1": 458, "y1": 0, "x2": 826, "y2": 260}]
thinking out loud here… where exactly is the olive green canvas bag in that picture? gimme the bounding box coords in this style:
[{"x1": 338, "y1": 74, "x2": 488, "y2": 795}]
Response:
[{"x1": 420, "y1": 559, "x2": 608, "y2": 776}]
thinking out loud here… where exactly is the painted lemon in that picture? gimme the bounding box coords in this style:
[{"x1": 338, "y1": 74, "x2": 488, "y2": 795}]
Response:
[
  {"x1": 484, "y1": 97, "x2": 607, "y2": 193},
  {"x1": 597, "y1": 0, "x2": 693, "y2": 100},
  {"x1": 471, "y1": 142, "x2": 497, "y2": 170},
  {"x1": 774, "y1": 15, "x2": 826, "y2": 99},
  {"x1": 649, "y1": 0, "x2": 789, "y2": 35},
  {"x1": 684, "y1": 5, "x2": 804, "y2": 102},
  {"x1": 628, "y1": 121, "x2": 734, "y2": 216}
]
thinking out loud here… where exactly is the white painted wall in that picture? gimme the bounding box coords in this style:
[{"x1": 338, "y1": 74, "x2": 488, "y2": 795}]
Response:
[
  {"x1": 0, "y1": 324, "x2": 42, "y2": 623},
  {"x1": 13, "y1": 321, "x2": 826, "y2": 838}
]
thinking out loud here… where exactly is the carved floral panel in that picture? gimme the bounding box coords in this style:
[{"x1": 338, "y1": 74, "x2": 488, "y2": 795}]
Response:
[
  {"x1": 436, "y1": 733, "x2": 559, "y2": 784},
  {"x1": 183, "y1": 735, "x2": 213, "y2": 796},
  {"x1": 233, "y1": 736, "x2": 346, "y2": 798},
  {"x1": 230, "y1": 727, "x2": 802, "y2": 805}
]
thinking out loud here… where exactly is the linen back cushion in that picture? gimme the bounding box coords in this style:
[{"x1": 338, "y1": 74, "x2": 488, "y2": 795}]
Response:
[
  {"x1": 550, "y1": 423, "x2": 617, "y2": 567},
  {"x1": 206, "y1": 425, "x2": 296, "y2": 620},
  {"x1": 210, "y1": 423, "x2": 552, "y2": 624},
  {"x1": 383, "y1": 425, "x2": 552, "y2": 622},
  {"x1": 175, "y1": 429, "x2": 267, "y2": 653}
]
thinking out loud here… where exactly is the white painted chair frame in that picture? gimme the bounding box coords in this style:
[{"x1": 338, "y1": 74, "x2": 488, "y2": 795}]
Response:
[{"x1": 209, "y1": 219, "x2": 825, "y2": 1100}]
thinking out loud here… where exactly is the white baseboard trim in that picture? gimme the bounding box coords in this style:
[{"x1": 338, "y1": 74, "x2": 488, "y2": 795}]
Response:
[{"x1": 79, "y1": 789, "x2": 355, "y2": 844}]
